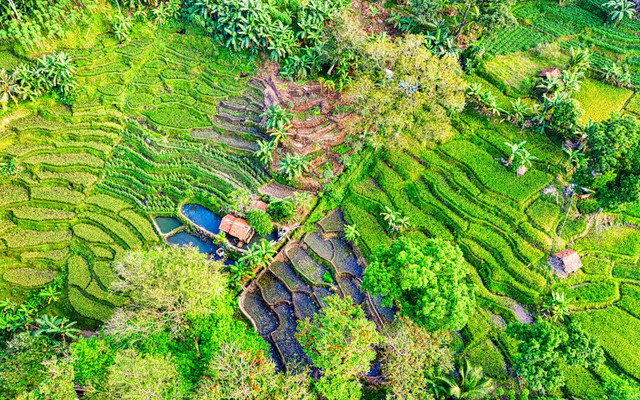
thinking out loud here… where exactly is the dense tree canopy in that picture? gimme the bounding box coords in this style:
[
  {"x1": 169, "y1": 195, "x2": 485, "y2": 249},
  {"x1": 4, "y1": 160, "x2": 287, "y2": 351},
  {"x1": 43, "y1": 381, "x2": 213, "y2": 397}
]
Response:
[
  {"x1": 577, "y1": 114, "x2": 640, "y2": 207},
  {"x1": 297, "y1": 295, "x2": 380, "y2": 400},
  {"x1": 506, "y1": 321, "x2": 604, "y2": 391},
  {"x1": 347, "y1": 34, "x2": 467, "y2": 149},
  {"x1": 362, "y1": 237, "x2": 475, "y2": 332}
]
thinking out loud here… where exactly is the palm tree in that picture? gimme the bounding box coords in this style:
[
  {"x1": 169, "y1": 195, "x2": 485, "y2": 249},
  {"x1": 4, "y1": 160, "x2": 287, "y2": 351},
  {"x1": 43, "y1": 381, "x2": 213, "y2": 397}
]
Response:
[
  {"x1": 380, "y1": 206, "x2": 409, "y2": 232},
  {"x1": 559, "y1": 69, "x2": 584, "y2": 96},
  {"x1": 278, "y1": 153, "x2": 311, "y2": 180},
  {"x1": 294, "y1": 191, "x2": 312, "y2": 210},
  {"x1": 508, "y1": 99, "x2": 528, "y2": 126},
  {"x1": 568, "y1": 47, "x2": 591, "y2": 73},
  {"x1": 563, "y1": 146, "x2": 586, "y2": 174},
  {"x1": 344, "y1": 224, "x2": 360, "y2": 241},
  {"x1": 604, "y1": 0, "x2": 637, "y2": 25},
  {"x1": 239, "y1": 239, "x2": 276, "y2": 269},
  {"x1": 437, "y1": 359, "x2": 494, "y2": 399},
  {"x1": 537, "y1": 75, "x2": 561, "y2": 96},
  {"x1": 39, "y1": 286, "x2": 61, "y2": 305},
  {"x1": 34, "y1": 315, "x2": 81, "y2": 342},
  {"x1": 255, "y1": 140, "x2": 276, "y2": 165},
  {"x1": 602, "y1": 63, "x2": 623, "y2": 84},
  {"x1": 517, "y1": 149, "x2": 538, "y2": 169},
  {"x1": 227, "y1": 261, "x2": 255, "y2": 290},
  {"x1": 541, "y1": 291, "x2": 571, "y2": 322},
  {"x1": 261, "y1": 104, "x2": 292, "y2": 131},
  {"x1": 269, "y1": 125, "x2": 289, "y2": 145},
  {"x1": 0, "y1": 69, "x2": 19, "y2": 111},
  {"x1": 504, "y1": 141, "x2": 527, "y2": 167}
]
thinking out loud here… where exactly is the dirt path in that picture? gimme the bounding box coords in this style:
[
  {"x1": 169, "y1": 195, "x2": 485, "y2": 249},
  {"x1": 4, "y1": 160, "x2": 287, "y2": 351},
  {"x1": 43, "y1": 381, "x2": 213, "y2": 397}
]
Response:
[{"x1": 259, "y1": 182, "x2": 299, "y2": 199}]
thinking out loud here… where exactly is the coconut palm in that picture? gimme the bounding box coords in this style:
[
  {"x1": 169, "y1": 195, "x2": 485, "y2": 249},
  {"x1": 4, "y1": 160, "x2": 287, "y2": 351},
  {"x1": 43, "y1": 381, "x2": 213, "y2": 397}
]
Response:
[
  {"x1": 517, "y1": 149, "x2": 538, "y2": 169},
  {"x1": 559, "y1": 69, "x2": 584, "y2": 96},
  {"x1": 542, "y1": 291, "x2": 571, "y2": 322},
  {"x1": 34, "y1": 315, "x2": 81, "y2": 342},
  {"x1": 294, "y1": 191, "x2": 312, "y2": 210},
  {"x1": 227, "y1": 261, "x2": 255, "y2": 289},
  {"x1": 278, "y1": 153, "x2": 311, "y2": 180},
  {"x1": 239, "y1": 239, "x2": 276, "y2": 269},
  {"x1": 255, "y1": 139, "x2": 276, "y2": 165},
  {"x1": 436, "y1": 359, "x2": 494, "y2": 399},
  {"x1": 568, "y1": 47, "x2": 591, "y2": 73},
  {"x1": 344, "y1": 224, "x2": 360, "y2": 241},
  {"x1": 504, "y1": 141, "x2": 527, "y2": 167},
  {"x1": 508, "y1": 98, "x2": 528, "y2": 126},
  {"x1": 563, "y1": 146, "x2": 586, "y2": 174},
  {"x1": 380, "y1": 206, "x2": 409, "y2": 232},
  {"x1": 38, "y1": 285, "x2": 61, "y2": 305},
  {"x1": 0, "y1": 69, "x2": 19, "y2": 111},
  {"x1": 537, "y1": 75, "x2": 561, "y2": 95},
  {"x1": 604, "y1": 0, "x2": 637, "y2": 25}
]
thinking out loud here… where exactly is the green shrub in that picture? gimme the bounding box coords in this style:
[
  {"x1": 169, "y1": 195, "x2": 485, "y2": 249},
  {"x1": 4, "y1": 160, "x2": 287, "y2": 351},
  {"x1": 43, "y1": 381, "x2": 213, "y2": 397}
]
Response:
[
  {"x1": 3, "y1": 268, "x2": 57, "y2": 287},
  {"x1": 268, "y1": 199, "x2": 296, "y2": 223},
  {"x1": 577, "y1": 198, "x2": 600, "y2": 215},
  {"x1": 247, "y1": 209, "x2": 273, "y2": 236}
]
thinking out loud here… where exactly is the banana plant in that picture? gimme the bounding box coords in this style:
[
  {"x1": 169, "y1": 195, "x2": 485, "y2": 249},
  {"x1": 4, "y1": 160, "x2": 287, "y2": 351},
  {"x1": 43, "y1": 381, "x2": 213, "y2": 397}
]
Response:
[{"x1": 34, "y1": 315, "x2": 81, "y2": 342}]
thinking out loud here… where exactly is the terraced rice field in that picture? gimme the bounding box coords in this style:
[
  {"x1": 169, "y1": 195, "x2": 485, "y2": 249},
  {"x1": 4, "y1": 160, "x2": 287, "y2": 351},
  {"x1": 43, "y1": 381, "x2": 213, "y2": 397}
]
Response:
[
  {"x1": 341, "y1": 111, "x2": 640, "y2": 389},
  {"x1": 0, "y1": 26, "x2": 271, "y2": 322},
  {"x1": 240, "y1": 210, "x2": 394, "y2": 369}
]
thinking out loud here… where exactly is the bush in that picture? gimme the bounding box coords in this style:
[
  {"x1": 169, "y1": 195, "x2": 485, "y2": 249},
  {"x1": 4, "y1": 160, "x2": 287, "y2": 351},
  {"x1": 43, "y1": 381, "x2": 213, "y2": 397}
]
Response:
[
  {"x1": 577, "y1": 198, "x2": 600, "y2": 215},
  {"x1": 267, "y1": 199, "x2": 296, "y2": 223},
  {"x1": 247, "y1": 209, "x2": 273, "y2": 236}
]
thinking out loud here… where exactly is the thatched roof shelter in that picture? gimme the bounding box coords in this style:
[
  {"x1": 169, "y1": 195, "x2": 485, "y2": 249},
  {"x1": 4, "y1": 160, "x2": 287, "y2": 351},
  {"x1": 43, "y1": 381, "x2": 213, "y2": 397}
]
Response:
[
  {"x1": 538, "y1": 67, "x2": 562, "y2": 79},
  {"x1": 554, "y1": 249, "x2": 582, "y2": 274}
]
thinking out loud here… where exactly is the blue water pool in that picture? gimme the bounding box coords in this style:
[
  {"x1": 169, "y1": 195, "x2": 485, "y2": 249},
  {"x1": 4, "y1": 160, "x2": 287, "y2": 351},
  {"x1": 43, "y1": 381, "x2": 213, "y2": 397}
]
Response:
[
  {"x1": 182, "y1": 204, "x2": 222, "y2": 234},
  {"x1": 155, "y1": 217, "x2": 182, "y2": 234},
  {"x1": 166, "y1": 231, "x2": 218, "y2": 254}
]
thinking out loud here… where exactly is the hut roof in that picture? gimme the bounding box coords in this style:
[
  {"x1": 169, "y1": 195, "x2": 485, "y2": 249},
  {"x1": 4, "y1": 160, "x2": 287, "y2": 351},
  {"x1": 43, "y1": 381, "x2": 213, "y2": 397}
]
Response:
[
  {"x1": 251, "y1": 200, "x2": 268, "y2": 212},
  {"x1": 538, "y1": 67, "x2": 562, "y2": 79},
  {"x1": 554, "y1": 249, "x2": 582, "y2": 274},
  {"x1": 220, "y1": 215, "x2": 254, "y2": 242}
]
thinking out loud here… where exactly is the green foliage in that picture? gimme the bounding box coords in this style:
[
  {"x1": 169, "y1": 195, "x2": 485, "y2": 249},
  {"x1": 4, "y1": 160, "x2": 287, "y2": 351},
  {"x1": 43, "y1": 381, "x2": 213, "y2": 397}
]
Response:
[
  {"x1": 349, "y1": 34, "x2": 467, "y2": 148},
  {"x1": 506, "y1": 320, "x2": 604, "y2": 391},
  {"x1": 0, "y1": 333, "x2": 65, "y2": 399},
  {"x1": 3, "y1": 268, "x2": 56, "y2": 287},
  {"x1": 104, "y1": 349, "x2": 180, "y2": 400},
  {"x1": 248, "y1": 210, "x2": 273, "y2": 237},
  {"x1": 71, "y1": 336, "x2": 118, "y2": 391},
  {"x1": 577, "y1": 114, "x2": 640, "y2": 207},
  {"x1": 268, "y1": 197, "x2": 296, "y2": 222},
  {"x1": 383, "y1": 317, "x2": 453, "y2": 399},
  {"x1": 362, "y1": 236, "x2": 475, "y2": 332},
  {"x1": 297, "y1": 295, "x2": 379, "y2": 400}
]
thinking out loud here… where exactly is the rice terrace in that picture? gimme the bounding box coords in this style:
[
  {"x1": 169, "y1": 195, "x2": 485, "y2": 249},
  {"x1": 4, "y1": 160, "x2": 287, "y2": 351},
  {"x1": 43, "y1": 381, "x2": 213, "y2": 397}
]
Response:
[{"x1": 0, "y1": 0, "x2": 640, "y2": 398}]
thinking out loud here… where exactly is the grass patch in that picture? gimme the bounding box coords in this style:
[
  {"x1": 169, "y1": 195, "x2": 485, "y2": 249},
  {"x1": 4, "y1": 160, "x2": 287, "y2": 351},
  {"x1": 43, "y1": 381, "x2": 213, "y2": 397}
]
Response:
[
  {"x1": 3, "y1": 268, "x2": 57, "y2": 287},
  {"x1": 573, "y1": 78, "x2": 633, "y2": 123}
]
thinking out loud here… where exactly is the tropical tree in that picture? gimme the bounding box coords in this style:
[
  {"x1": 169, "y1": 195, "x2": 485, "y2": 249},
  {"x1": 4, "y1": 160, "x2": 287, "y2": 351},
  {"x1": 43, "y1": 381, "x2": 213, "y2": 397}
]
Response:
[
  {"x1": 517, "y1": 148, "x2": 538, "y2": 170},
  {"x1": 227, "y1": 261, "x2": 255, "y2": 290},
  {"x1": 436, "y1": 359, "x2": 494, "y2": 399},
  {"x1": 559, "y1": 69, "x2": 584, "y2": 96},
  {"x1": 247, "y1": 209, "x2": 272, "y2": 236},
  {"x1": 297, "y1": 295, "x2": 380, "y2": 400},
  {"x1": 294, "y1": 191, "x2": 312, "y2": 211},
  {"x1": 0, "y1": 69, "x2": 19, "y2": 110},
  {"x1": 603, "y1": 0, "x2": 637, "y2": 25},
  {"x1": 34, "y1": 315, "x2": 81, "y2": 342},
  {"x1": 278, "y1": 153, "x2": 311, "y2": 180},
  {"x1": 508, "y1": 98, "x2": 528, "y2": 126},
  {"x1": 239, "y1": 239, "x2": 276, "y2": 269},
  {"x1": 363, "y1": 237, "x2": 475, "y2": 332},
  {"x1": 563, "y1": 145, "x2": 586, "y2": 174},
  {"x1": 568, "y1": 46, "x2": 591, "y2": 73},
  {"x1": 380, "y1": 206, "x2": 410, "y2": 232},
  {"x1": 344, "y1": 223, "x2": 360, "y2": 241},
  {"x1": 536, "y1": 75, "x2": 561, "y2": 96},
  {"x1": 541, "y1": 291, "x2": 571, "y2": 322},
  {"x1": 262, "y1": 104, "x2": 292, "y2": 131},
  {"x1": 38, "y1": 285, "x2": 61, "y2": 305},
  {"x1": 255, "y1": 139, "x2": 276, "y2": 165},
  {"x1": 504, "y1": 141, "x2": 526, "y2": 167}
]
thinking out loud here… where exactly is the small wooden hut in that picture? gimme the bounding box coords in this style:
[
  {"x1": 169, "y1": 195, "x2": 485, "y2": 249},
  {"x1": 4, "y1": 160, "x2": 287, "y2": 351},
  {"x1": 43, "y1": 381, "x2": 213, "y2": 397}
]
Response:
[
  {"x1": 538, "y1": 67, "x2": 562, "y2": 80},
  {"x1": 554, "y1": 249, "x2": 582, "y2": 275},
  {"x1": 220, "y1": 215, "x2": 254, "y2": 246}
]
